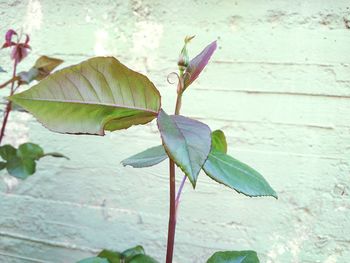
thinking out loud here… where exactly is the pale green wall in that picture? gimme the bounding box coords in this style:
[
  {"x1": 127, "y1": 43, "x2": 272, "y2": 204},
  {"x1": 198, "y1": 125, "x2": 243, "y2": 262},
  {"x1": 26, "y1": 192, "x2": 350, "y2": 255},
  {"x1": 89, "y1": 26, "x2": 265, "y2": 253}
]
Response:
[{"x1": 0, "y1": 1, "x2": 349, "y2": 262}]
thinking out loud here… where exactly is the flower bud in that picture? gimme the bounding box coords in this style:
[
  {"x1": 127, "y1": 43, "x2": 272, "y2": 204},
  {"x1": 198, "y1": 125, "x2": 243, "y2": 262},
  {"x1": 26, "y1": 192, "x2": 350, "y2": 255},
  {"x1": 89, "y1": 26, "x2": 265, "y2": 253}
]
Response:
[{"x1": 177, "y1": 35, "x2": 195, "y2": 70}]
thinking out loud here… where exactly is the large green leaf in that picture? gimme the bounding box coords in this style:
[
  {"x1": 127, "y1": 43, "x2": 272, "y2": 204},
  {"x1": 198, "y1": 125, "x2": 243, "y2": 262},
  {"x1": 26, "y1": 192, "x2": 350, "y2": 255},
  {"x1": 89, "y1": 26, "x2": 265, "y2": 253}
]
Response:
[
  {"x1": 121, "y1": 145, "x2": 167, "y2": 168},
  {"x1": 207, "y1": 250, "x2": 260, "y2": 263},
  {"x1": 203, "y1": 149, "x2": 277, "y2": 198},
  {"x1": 157, "y1": 109, "x2": 211, "y2": 187},
  {"x1": 10, "y1": 57, "x2": 161, "y2": 135}
]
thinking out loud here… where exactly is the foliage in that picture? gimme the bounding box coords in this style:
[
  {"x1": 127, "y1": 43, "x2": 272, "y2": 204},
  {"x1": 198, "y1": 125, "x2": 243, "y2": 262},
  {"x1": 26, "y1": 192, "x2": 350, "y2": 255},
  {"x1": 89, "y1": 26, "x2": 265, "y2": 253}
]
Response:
[
  {"x1": 7, "y1": 34, "x2": 278, "y2": 262},
  {"x1": 0, "y1": 29, "x2": 67, "y2": 180}
]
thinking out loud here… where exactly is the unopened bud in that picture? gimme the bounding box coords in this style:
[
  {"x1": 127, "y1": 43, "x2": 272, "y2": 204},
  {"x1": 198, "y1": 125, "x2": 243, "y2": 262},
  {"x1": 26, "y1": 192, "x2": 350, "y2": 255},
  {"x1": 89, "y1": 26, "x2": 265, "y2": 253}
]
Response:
[{"x1": 177, "y1": 35, "x2": 195, "y2": 69}]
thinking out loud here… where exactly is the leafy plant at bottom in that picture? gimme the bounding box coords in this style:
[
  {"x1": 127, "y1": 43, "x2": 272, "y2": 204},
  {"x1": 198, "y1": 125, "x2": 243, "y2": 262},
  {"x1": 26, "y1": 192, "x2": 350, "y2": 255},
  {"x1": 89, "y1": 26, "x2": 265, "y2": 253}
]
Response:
[{"x1": 9, "y1": 36, "x2": 277, "y2": 262}]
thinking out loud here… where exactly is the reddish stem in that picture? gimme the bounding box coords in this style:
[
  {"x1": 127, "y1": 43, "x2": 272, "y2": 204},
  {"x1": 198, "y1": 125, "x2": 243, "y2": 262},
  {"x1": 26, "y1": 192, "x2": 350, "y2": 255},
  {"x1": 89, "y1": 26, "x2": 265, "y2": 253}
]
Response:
[
  {"x1": 0, "y1": 60, "x2": 18, "y2": 144},
  {"x1": 166, "y1": 159, "x2": 176, "y2": 263}
]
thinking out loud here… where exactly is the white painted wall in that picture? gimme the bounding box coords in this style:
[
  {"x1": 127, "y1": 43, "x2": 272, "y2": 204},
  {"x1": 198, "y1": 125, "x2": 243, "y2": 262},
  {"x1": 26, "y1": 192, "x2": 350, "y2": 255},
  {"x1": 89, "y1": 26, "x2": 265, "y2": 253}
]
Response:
[{"x1": 0, "y1": 1, "x2": 349, "y2": 262}]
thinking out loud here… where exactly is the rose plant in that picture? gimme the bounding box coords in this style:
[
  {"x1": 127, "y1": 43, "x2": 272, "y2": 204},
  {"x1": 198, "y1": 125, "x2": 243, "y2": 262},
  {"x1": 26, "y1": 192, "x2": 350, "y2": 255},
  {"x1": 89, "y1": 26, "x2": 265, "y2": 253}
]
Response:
[{"x1": 8, "y1": 35, "x2": 277, "y2": 262}]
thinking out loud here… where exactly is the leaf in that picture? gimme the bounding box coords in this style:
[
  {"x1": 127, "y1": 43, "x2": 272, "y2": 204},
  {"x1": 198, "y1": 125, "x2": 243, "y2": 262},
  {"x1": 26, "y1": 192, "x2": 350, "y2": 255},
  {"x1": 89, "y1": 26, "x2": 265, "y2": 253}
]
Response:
[
  {"x1": 34, "y1": 55, "x2": 64, "y2": 80},
  {"x1": 17, "y1": 143, "x2": 44, "y2": 160},
  {"x1": 122, "y1": 245, "x2": 145, "y2": 261},
  {"x1": 203, "y1": 149, "x2": 277, "y2": 198},
  {"x1": 42, "y1": 152, "x2": 69, "y2": 159},
  {"x1": 121, "y1": 130, "x2": 226, "y2": 169},
  {"x1": 17, "y1": 56, "x2": 64, "y2": 85},
  {"x1": 121, "y1": 145, "x2": 167, "y2": 168},
  {"x1": 18, "y1": 68, "x2": 40, "y2": 84},
  {"x1": 0, "y1": 161, "x2": 6, "y2": 170},
  {"x1": 207, "y1": 250, "x2": 260, "y2": 263},
  {"x1": 0, "y1": 145, "x2": 17, "y2": 161},
  {"x1": 76, "y1": 257, "x2": 109, "y2": 263},
  {"x1": 97, "y1": 250, "x2": 122, "y2": 263},
  {"x1": 10, "y1": 57, "x2": 161, "y2": 135},
  {"x1": 6, "y1": 156, "x2": 36, "y2": 179},
  {"x1": 157, "y1": 109, "x2": 211, "y2": 187},
  {"x1": 128, "y1": 254, "x2": 159, "y2": 263},
  {"x1": 0, "y1": 66, "x2": 6, "y2": 73},
  {"x1": 184, "y1": 40, "x2": 217, "y2": 89},
  {"x1": 211, "y1": 130, "x2": 227, "y2": 153}
]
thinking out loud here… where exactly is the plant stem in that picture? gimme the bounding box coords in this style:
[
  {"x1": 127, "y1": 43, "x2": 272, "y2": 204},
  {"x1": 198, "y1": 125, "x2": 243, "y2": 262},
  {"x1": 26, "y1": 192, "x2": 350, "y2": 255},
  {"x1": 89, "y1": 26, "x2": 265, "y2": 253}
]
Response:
[
  {"x1": 165, "y1": 81, "x2": 184, "y2": 263},
  {"x1": 0, "y1": 61, "x2": 18, "y2": 144},
  {"x1": 166, "y1": 159, "x2": 176, "y2": 263},
  {"x1": 175, "y1": 175, "x2": 187, "y2": 213},
  {"x1": 0, "y1": 76, "x2": 18, "y2": 89}
]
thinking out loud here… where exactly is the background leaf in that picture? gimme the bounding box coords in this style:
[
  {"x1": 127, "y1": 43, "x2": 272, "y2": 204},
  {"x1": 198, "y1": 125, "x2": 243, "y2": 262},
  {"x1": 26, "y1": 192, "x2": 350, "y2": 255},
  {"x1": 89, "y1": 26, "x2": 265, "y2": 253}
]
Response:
[
  {"x1": 203, "y1": 149, "x2": 277, "y2": 198},
  {"x1": 207, "y1": 250, "x2": 260, "y2": 263},
  {"x1": 34, "y1": 55, "x2": 64, "y2": 81},
  {"x1": 122, "y1": 245, "x2": 145, "y2": 261},
  {"x1": 97, "y1": 250, "x2": 121, "y2": 263},
  {"x1": 6, "y1": 156, "x2": 36, "y2": 179},
  {"x1": 17, "y1": 56, "x2": 63, "y2": 84},
  {"x1": 17, "y1": 143, "x2": 44, "y2": 160},
  {"x1": 157, "y1": 109, "x2": 211, "y2": 187},
  {"x1": 184, "y1": 40, "x2": 217, "y2": 88},
  {"x1": 211, "y1": 130, "x2": 227, "y2": 153},
  {"x1": 10, "y1": 57, "x2": 161, "y2": 135},
  {"x1": 128, "y1": 254, "x2": 159, "y2": 263},
  {"x1": 121, "y1": 145, "x2": 167, "y2": 168},
  {"x1": 0, "y1": 66, "x2": 6, "y2": 73},
  {"x1": 0, "y1": 145, "x2": 17, "y2": 161}
]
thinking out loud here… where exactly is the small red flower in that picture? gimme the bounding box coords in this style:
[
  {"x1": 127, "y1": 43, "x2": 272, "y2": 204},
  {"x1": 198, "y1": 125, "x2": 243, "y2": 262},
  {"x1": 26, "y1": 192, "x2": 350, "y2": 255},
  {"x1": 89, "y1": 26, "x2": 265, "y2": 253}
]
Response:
[{"x1": 1, "y1": 29, "x2": 31, "y2": 63}]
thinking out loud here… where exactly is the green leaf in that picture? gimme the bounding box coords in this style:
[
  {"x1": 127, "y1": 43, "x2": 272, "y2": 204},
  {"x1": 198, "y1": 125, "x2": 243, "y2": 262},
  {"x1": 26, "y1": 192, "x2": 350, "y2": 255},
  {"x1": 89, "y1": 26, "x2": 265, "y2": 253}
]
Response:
[
  {"x1": 128, "y1": 254, "x2": 159, "y2": 263},
  {"x1": 97, "y1": 250, "x2": 122, "y2": 263},
  {"x1": 17, "y1": 143, "x2": 44, "y2": 160},
  {"x1": 122, "y1": 245, "x2": 145, "y2": 261},
  {"x1": 17, "y1": 68, "x2": 40, "y2": 84},
  {"x1": 42, "y1": 152, "x2": 69, "y2": 160},
  {"x1": 0, "y1": 145, "x2": 17, "y2": 161},
  {"x1": 211, "y1": 130, "x2": 227, "y2": 153},
  {"x1": 76, "y1": 257, "x2": 109, "y2": 263},
  {"x1": 0, "y1": 161, "x2": 6, "y2": 170},
  {"x1": 157, "y1": 109, "x2": 211, "y2": 187},
  {"x1": 121, "y1": 130, "x2": 227, "y2": 169},
  {"x1": 207, "y1": 250, "x2": 260, "y2": 263},
  {"x1": 10, "y1": 57, "x2": 161, "y2": 135},
  {"x1": 6, "y1": 156, "x2": 36, "y2": 179},
  {"x1": 34, "y1": 55, "x2": 64, "y2": 81},
  {"x1": 121, "y1": 145, "x2": 167, "y2": 168},
  {"x1": 203, "y1": 149, "x2": 277, "y2": 198}
]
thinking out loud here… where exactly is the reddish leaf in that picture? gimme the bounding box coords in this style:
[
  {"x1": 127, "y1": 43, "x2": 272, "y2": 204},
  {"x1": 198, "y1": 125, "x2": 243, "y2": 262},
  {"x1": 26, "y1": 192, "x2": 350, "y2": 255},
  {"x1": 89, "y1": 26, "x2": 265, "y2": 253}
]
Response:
[{"x1": 184, "y1": 40, "x2": 217, "y2": 89}]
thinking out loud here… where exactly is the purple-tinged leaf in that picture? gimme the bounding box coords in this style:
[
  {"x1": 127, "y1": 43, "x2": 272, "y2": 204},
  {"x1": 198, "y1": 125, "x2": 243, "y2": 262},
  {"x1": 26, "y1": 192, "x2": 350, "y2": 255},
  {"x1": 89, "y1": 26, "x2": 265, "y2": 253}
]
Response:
[
  {"x1": 157, "y1": 109, "x2": 211, "y2": 187},
  {"x1": 184, "y1": 40, "x2": 217, "y2": 88}
]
